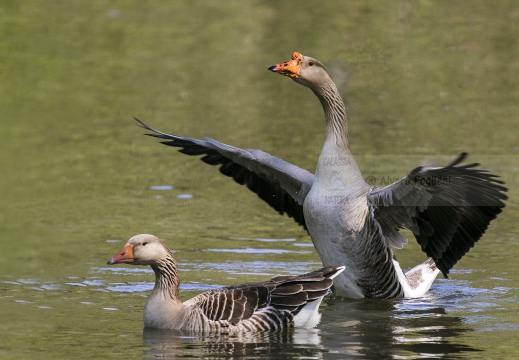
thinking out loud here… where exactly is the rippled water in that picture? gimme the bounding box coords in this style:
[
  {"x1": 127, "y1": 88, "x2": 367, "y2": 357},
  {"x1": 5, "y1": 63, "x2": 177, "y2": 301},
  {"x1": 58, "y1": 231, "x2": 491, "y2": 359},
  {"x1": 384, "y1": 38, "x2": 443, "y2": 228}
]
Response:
[
  {"x1": 3, "y1": 254, "x2": 519, "y2": 359},
  {"x1": 1, "y1": 1, "x2": 518, "y2": 359}
]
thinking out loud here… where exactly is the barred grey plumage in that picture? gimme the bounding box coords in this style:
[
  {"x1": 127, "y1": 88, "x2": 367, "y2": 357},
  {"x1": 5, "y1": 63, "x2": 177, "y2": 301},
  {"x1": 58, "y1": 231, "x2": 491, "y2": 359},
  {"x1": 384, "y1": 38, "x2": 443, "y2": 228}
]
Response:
[
  {"x1": 132, "y1": 52, "x2": 507, "y2": 299},
  {"x1": 108, "y1": 234, "x2": 345, "y2": 331}
]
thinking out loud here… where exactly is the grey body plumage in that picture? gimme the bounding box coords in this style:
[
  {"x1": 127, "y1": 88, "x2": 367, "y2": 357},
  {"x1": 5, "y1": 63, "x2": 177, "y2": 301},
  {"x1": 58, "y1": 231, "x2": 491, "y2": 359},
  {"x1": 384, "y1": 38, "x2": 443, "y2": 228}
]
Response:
[
  {"x1": 108, "y1": 234, "x2": 345, "y2": 331},
  {"x1": 132, "y1": 52, "x2": 507, "y2": 299}
]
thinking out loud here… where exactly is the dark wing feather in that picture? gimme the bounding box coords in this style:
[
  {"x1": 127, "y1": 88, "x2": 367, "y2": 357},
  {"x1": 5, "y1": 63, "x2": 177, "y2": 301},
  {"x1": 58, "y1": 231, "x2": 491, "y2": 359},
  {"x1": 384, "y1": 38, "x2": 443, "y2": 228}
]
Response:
[
  {"x1": 191, "y1": 287, "x2": 263, "y2": 325},
  {"x1": 190, "y1": 266, "x2": 345, "y2": 325},
  {"x1": 266, "y1": 267, "x2": 342, "y2": 307},
  {"x1": 135, "y1": 118, "x2": 314, "y2": 229},
  {"x1": 368, "y1": 153, "x2": 508, "y2": 277}
]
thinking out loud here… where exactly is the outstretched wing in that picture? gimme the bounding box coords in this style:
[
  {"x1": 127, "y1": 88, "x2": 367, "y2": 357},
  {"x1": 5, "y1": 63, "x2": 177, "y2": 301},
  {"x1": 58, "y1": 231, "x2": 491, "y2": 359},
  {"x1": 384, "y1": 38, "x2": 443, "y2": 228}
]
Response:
[
  {"x1": 368, "y1": 153, "x2": 508, "y2": 277},
  {"x1": 135, "y1": 118, "x2": 314, "y2": 229}
]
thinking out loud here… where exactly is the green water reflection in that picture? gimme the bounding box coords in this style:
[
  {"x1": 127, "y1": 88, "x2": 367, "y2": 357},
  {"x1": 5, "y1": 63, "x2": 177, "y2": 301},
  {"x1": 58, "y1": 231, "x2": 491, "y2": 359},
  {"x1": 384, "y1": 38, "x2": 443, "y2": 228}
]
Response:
[{"x1": 1, "y1": 1, "x2": 518, "y2": 359}]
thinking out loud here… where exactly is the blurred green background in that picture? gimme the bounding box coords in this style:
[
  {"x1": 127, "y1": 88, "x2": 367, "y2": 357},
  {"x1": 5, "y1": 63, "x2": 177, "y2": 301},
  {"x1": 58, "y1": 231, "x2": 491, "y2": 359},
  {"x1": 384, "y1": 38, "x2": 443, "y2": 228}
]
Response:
[{"x1": 0, "y1": 1, "x2": 517, "y2": 358}]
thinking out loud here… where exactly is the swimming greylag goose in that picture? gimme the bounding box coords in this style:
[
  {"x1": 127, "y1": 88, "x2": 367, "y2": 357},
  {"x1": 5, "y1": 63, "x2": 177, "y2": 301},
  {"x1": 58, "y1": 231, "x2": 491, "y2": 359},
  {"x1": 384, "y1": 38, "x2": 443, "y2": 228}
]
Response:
[
  {"x1": 133, "y1": 52, "x2": 507, "y2": 299},
  {"x1": 108, "y1": 234, "x2": 345, "y2": 331}
]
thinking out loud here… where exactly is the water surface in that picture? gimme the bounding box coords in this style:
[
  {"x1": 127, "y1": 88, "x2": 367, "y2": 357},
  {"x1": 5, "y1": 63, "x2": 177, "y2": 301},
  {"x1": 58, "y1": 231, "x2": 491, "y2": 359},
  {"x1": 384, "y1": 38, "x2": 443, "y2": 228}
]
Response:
[{"x1": 1, "y1": 1, "x2": 518, "y2": 359}]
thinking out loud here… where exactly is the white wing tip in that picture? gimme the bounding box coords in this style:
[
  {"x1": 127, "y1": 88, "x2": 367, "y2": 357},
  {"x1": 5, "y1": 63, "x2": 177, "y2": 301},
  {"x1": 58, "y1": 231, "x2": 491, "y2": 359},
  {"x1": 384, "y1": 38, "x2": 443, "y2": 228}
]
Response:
[{"x1": 329, "y1": 266, "x2": 346, "y2": 280}]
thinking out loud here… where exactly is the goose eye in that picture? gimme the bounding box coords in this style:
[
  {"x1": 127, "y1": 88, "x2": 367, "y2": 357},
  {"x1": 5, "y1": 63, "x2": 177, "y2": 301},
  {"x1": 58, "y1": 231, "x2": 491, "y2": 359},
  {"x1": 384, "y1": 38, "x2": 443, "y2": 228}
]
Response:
[
  {"x1": 142, "y1": 242, "x2": 148, "y2": 246},
  {"x1": 308, "y1": 61, "x2": 314, "y2": 66}
]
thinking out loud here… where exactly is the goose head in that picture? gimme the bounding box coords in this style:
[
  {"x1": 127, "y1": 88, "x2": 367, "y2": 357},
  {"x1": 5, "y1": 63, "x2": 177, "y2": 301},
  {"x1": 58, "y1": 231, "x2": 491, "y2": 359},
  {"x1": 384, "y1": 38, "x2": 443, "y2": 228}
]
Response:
[
  {"x1": 269, "y1": 52, "x2": 331, "y2": 89},
  {"x1": 107, "y1": 234, "x2": 171, "y2": 266}
]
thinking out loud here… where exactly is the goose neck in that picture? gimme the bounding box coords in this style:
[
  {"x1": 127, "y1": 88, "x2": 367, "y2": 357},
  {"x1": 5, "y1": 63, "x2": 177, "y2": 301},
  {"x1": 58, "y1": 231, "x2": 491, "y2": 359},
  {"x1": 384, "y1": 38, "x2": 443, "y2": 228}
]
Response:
[
  {"x1": 313, "y1": 83, "x2": 348, "y2": 147},
  {"x1": 312, "y1": 82, "x2": 365, "y2": 191},
  {"x1": 150, "y1": 256, "x2": 181, "y2": 302}
]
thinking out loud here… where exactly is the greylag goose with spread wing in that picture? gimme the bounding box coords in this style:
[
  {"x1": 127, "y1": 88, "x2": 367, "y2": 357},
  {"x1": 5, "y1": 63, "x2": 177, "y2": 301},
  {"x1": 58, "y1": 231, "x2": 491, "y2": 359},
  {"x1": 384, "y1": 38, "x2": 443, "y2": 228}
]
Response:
[
  {"x1": 108, "y1": 234, "x2": 345, "y2": 331},
  {"x1": 134, "y1": 52, "x2": 507, "y2": 299}
]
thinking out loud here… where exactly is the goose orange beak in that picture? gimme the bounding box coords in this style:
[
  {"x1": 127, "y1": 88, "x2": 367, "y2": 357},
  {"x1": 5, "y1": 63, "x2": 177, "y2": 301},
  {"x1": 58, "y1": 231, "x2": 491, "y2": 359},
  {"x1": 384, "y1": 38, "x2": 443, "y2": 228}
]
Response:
[
  {"x1": 268, "y1": 52, "x2": 303, "y2": 78},
  {"x1": 107, "y1": 244, "x2": 134, "y2": 265}
]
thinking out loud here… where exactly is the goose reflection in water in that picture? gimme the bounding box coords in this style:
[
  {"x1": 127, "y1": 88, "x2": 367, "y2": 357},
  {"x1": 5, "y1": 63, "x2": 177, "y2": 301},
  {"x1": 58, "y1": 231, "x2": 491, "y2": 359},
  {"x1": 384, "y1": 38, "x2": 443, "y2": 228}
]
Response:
[
  {"x1": 143, "y1": 327, "x2": 324, "y2": 359},
  {"x1": 143, "y1": 296, "x2": 479, "y2": 359}
]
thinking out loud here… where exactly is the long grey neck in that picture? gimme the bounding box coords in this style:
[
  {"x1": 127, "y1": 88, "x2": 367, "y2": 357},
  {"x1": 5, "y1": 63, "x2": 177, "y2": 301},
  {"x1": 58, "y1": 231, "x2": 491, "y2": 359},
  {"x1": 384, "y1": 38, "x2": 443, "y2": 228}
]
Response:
[
  {"x1": 312, "y1": 83, "x2": 348, "y2": 147},
  {"x1": 311, "y1": 81, "x2": 365, "y2": 194},
  {"x1": 151, "y1": 255, "x2": 180, "y2": 302}
]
